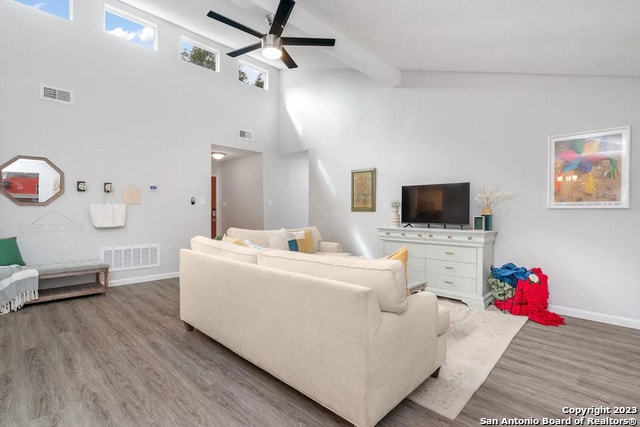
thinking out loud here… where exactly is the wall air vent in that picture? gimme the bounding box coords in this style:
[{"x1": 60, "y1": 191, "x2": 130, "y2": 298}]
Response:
[
  {"x1": 239, "y1": 129, "x2": 254, "y2": 141},
  {"x1": 41, "y1": 84, "x2": 74, "y2": 105},
  {"x1": 100, "y1": 244, "x2": 160, "y2": 272}
]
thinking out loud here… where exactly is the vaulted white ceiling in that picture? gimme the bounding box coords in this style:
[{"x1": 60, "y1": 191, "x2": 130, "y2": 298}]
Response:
[{"x1": 119, "y1": 0, "x2": 640, "y2": 85}]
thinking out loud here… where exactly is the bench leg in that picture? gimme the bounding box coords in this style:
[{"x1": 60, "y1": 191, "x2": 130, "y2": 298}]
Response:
[
  {"x1": 184, "y1": 322, "x2": 194, "y2": 331},
  {"x1": 430, "y1": 367, "x2": 441, "y2": 378},
  {"x1": 103, "y1": 268, "x2": 109, "y2": 294}
]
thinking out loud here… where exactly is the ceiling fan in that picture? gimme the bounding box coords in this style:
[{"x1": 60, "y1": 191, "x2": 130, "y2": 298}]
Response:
[{"x1": 207, "y1": 0, "x2": 336, "y2": 69}]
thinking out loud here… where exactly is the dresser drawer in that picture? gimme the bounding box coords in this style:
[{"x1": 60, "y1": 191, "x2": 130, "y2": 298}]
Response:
[
  {"x1": 427, "y1": 259, "x2": 477, "y2": 279},
  {"x1": 384, "y1": 241, "x2": 426, "y2": 258},
  {"x1": 407, "y1": 257, "x2": 426, "y2": 273},
  {"x1": 408, "y1": 270, "x2": 427, "y2": 283},
  {"x1": 426, "y1": 273, "x2": 476, "y2": 294},
  {"x1": 426, "y1": 245, "x2": 476, "y2": 263},
  {"x1": 379, "y1": 229, "x2": 428, "y2": 241}
]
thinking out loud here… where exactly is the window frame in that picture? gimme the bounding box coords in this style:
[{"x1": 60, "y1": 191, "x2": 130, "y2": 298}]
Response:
[
  {"x1": 179, "y1": 36, "x2": 220, "y2": 73},
  {"x1": 238, "y1": 60, "x2": 269, "y2": 90},
  {"x1": 104, "y1": 4, "x2": 158, "y2": 51},
  {"x1": 14, "y1": 0, "x2": 73, "y2": 21}
]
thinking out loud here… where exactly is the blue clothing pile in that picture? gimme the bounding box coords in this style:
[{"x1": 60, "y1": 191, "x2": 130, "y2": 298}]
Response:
[{"x1": 490, "y1": 263, "x2": 531, "y2": 288}]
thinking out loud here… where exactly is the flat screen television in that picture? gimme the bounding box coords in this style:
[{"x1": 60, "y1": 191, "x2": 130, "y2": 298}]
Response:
[{"x1": 401, "y1": 182, "x2": 470, "y2": 227}]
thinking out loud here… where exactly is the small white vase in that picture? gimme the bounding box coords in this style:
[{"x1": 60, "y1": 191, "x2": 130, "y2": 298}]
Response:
[{"x1": 390, "y1": 207, "x2": 400, "y2": 227}]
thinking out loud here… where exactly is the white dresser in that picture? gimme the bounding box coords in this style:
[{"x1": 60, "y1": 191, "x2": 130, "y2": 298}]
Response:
[{"x1": 377, "y1": 227, "x2": 497, "y2": 309}]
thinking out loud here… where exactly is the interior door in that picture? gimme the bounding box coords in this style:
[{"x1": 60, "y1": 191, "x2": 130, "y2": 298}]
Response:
[{"x1": 211, "y1": 176, "x2": 217, "y2": 238}]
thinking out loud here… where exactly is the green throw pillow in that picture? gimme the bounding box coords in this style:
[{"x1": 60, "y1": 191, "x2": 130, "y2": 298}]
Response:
[{"x1": 0, "y1": 237, "x2": 26, "y2": 266}]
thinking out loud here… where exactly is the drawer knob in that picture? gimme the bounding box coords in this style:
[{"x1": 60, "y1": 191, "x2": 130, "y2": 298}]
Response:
[
  {"x1": 468, "y1": 236, "x2": 472, "y2": 240},
  {"x1": 445, "y1": 280, "x2": 454, "y2": 285},
  {"x1": 417, "y1": 234, "x2": 422, "y2": 237},
  {"x1": 444, "y1": 266, "x2": 454, "y2": 270},
  {"x1": 401, "y1": 232, "x2": 405, "y2": 236},
  {"x1": 445, "y1": 251, "x2": 454, "y2": 255},
  {"x1": 385, "y1": 232, "x2": 390, "y2": 235},
  {"x1": 447, "y1": 236, "x2": 452, "y2": 239},
  {"x1": 428, "y1": 234, "x2": 433, "y2": 238}
]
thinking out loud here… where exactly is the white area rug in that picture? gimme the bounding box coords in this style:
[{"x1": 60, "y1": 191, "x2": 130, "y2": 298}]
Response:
[{"x1": 408, "y1": 298, "x2": 528, "y2": 420}]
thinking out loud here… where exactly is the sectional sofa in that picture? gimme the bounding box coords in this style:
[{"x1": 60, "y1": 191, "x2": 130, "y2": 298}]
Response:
[
  {"x1": 180, "y1": 235, "x2": 449, "y2": 427},
  {"x1": 225, "y1": 225, "x2": 349, "y2": 255}
]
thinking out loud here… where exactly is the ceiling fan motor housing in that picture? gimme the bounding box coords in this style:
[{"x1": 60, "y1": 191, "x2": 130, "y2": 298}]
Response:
[{"x1": 262, "y1": 34, "x2": 282, "y2": 50}]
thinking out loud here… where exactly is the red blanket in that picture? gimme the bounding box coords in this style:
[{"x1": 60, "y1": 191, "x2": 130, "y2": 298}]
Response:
[{"x1": 494, "y1": 267, "x2": 564, "y2": 326}]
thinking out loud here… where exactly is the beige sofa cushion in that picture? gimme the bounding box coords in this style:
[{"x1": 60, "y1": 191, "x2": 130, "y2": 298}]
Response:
[
  {"x1": 226, "y1": 227, "x2": 270, "y2": 247},
  {"x1": 257, "y1": 249, "x2": 408, "y2": 314},
  {"x1": 437, "y1": 304, "x2": 450, "y2": 336},
  {"x1": 190, "y1": 236, "x2": 258, "y2": 264},
  {"x1": 386, "y1": 246, "x2": 409, "y2": 296}
]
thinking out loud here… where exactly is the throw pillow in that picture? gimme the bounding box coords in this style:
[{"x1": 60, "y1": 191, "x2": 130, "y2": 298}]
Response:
[
  {"x1": 286, "y1": 229, "x2": 313, "y2": 253},
  {"x1": 267, "y1": 228, "x2": 289, "y2": 250},
  {"x1": 287, "y1": 227, "x2": 321, "y2": 252},
  {"x1": 243, "y1": 240, "x2": 265, "y2": 251},
  {"x1": 222, "y1": 235, "x2": 247, "y2": 246},
  {"x1": 387, "y1": 246, "x2": 409, "y2": 296},
  {"x1": 0, "y1": 237, "x2": 26, "y2": 266}
]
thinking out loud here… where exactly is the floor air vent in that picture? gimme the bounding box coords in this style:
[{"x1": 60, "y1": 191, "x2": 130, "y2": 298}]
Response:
[
  {"x1": 41, "y1": 84, "x2": 74, "y2": 105},
  {"x1": 100, "y1": 244, "x2": 160, "y2": 272}
]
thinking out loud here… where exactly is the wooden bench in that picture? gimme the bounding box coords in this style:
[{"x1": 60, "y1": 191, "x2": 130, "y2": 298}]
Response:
[{"x1": 27, "y1": 260, "x2": 110, "y2": 304}]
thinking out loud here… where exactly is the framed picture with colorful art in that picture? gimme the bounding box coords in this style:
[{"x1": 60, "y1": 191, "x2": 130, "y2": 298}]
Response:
[
  {"x1": 548, "y1": 126, "x2": 630, "y2": 209},
  {"x1": 351, "y1": 168, "x2": 376, "y2": 212}
]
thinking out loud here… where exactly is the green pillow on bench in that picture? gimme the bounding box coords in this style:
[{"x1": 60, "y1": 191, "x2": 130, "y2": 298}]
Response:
[{"x1": 0, "y1": 237, "x2": 26, "y2": 266}]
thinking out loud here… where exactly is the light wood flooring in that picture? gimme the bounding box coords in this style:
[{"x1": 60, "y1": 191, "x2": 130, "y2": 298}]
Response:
[{"x1": 1, "y1": 279, "x2": 638, "y2": 426}]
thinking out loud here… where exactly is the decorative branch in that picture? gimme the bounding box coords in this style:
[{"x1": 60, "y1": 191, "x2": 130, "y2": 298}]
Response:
[{"x1": 475, "y1": 182, "x2": 512, "y2": 208}]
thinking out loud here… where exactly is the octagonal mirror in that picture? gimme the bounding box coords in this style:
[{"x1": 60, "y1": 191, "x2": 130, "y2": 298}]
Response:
[{"x1": 0, "y1": 155, "x2": 64, "y2": 206}]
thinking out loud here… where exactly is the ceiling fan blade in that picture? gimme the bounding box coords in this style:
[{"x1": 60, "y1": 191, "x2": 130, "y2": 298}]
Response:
[
  {"x1": 227, "y1": 42, "x2": 262, "y2": 57},
  {"x1": 207, "y1": 11, "x2": 264, "y2": 39},
  {"x1": 280, "y1": 47, "x2": 298, "y2": 69},
  {"x1": 281, "y1": 37, "x2": 336, "y2": 47},
  {"x1": 269, "y1": 0, "x2": 295, "y2": 37}
]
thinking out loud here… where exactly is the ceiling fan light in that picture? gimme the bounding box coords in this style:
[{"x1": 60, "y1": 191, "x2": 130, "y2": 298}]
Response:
[
  {"x1": 261, "y1": 34, "x2": 283, "y2": 60},
  {"x1": 211, "y1": 152, "x2": 226, "y2": 160},
  {"x1": 262, "y1": 46, "x2": 282, "y2": 59}
]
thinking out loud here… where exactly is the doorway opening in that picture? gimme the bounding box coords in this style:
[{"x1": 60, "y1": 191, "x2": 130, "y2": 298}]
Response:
[{"x1": 211, "y1": 144, "x2": 264, "y2": 236}]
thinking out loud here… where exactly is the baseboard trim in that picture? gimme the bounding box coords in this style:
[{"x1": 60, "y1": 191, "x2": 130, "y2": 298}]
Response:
[
  {"x1": 110, "y1": 272, "x2": 179, "y2": 287},
  {"x1": 549, "y1": 304, "x2": 640, "y2": 330}
]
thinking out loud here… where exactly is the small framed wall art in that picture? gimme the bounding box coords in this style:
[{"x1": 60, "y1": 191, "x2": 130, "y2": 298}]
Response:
[
  {"x1": 548, "y1": 126, "x2": 630, "y2": 209},
  {"x1": 351, "y1": 168, "x2": 376, "y2": 212}
]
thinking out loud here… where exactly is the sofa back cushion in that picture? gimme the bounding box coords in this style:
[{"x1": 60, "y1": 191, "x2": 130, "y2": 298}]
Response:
[
  {"x1": 257, "y1": 250, "x2": 408, "y2": 314},
  {"x1": 227, "y1": 226, "x2": 324, "y2": 253},
  {"x1": 226, "y1": 228, "x2": 270, "y2": 248},
  {"x1": 190, "y1": 236, "x2": 258, "y2": 263}
]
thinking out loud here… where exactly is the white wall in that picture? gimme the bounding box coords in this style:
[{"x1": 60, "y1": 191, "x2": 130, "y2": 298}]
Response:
[
  {"x1": 287, "y1": 150, "x2": 310, "y2": 228},
  {"x1": 279, "y1": 70, "x2": 640, "y2": 328},
  {"x1": 219, "y1": 153, "x2": 264, "y2": 232},
  {"x1": 0, "y1": 1, "x2": 280, "y2": 282}
]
